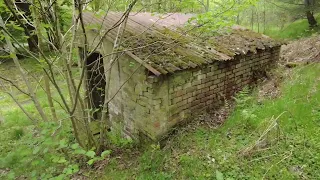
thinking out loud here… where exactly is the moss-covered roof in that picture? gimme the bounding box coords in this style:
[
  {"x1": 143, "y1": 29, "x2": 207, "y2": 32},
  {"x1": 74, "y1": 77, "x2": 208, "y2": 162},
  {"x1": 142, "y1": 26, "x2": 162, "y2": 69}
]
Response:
[{"x1": 83, "y1": 12, "x2": 282, "y2": 75}]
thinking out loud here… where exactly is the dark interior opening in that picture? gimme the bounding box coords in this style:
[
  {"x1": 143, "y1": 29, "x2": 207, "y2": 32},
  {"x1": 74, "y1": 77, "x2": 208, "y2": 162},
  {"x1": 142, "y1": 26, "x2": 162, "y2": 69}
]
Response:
[{"x1": 86, "y1": 52, "x2": 106, "y2": 120}]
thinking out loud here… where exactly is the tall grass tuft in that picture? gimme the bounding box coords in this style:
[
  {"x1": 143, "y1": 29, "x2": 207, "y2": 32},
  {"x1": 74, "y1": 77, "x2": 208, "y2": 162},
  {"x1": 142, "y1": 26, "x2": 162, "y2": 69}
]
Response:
[{"x1": 11, "y1": 128, "x2": 24, "y2": 140}]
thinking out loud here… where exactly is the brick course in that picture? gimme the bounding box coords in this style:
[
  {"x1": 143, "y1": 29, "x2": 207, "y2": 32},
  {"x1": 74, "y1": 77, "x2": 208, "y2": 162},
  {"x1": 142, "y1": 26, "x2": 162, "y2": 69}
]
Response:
[
  {"x1": 167, "y1": 47, "x2": 280, "y2": 121},
  {"x1": 97, "y1": 42, "x2": 280, "y2": 142},
  {"x1": 81, "y1": 23, "x2": 282, "y2": 143}
]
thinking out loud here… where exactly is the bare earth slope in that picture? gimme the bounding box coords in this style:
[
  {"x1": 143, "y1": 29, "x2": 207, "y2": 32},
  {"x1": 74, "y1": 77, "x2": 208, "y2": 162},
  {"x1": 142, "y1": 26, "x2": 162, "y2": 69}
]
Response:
[{"x1": 281, "y1": 35, "x2": 320, "y2": 63}]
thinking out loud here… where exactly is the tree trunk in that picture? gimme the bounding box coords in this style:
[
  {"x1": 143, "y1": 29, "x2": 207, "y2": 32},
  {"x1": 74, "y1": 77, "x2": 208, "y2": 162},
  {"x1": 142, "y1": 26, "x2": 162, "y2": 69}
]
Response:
[
  {"x1": 257, "y1": 7, "x2": 260, "y2": 33},
  {"x1": 263, "y1": 0, "x2": 266, "y2": 33},
  {"x1": 236, "y1": 13, "x2": 240, "y2": 25},
  {"x1": 251, "y1": 6, "x2": 254, "y2": 30},
  {"x1": 306, "y1": 11, "x2": 317, "y2": 27},
  {"x1": 158, "y1": 0, "x2": 162, "y2": 12},
  {"x1": 206, "y1": 0, "x2": 209, "y2": 12},
  {"x1": 0, "y1": 15, "x2": 48, "y2": 122},
  {"x1": 236, "y1": 0, "x2": 241, "y2": 25},
  {"x1": 74, "y1": 0, "x2": 97, "y2": 149},
  {"x1": 12, "y1": 0, "x2": 39, "y2": 52},
  {"x1": 31, "y1": 0, "x2": 59, "y2": 122},
  {"x1": 305, "y1": 0, "x2": 318, "y2": 27},
  {"x1": 44, "y1": 75, "x2": 58, "y2": 121}
]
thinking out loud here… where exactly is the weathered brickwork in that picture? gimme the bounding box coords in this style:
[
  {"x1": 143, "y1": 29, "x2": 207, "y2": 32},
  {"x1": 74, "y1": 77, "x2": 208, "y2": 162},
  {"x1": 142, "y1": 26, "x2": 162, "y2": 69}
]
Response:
[
  {"x1": 107, "y1": 54, "x2": 169, "y2": 141},
  {"x1": 77, "y1": 31, "x2": 172, "y2": 141},
  {"x1": 108, "y1": 47, "x2": 280, "y2": 141},
  {"x1": 80, "y1": 30, "x2": 281, "y2": 142},
  {"x1": 78, "y1": 12, "x2": 284, "y2": 143},
  {"x1": 166, "y1": 47, "x2": 280, "y2": 127}
]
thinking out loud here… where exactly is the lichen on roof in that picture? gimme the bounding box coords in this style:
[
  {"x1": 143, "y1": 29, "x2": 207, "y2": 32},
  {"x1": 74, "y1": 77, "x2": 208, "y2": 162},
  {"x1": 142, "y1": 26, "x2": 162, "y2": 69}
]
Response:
[
  {"x1": 83, "y1": 12, "x2": 282, "y2": 75},
  {"x1": 121, "y1": 29, "x2": 221, "y2": 74}
]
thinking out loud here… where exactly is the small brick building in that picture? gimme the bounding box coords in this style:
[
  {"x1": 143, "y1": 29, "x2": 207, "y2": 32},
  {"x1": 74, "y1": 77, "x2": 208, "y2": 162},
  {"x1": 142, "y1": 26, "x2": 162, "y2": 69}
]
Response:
[{"x1": 78, "y1": 12, "x2": 281, "y2": 141}]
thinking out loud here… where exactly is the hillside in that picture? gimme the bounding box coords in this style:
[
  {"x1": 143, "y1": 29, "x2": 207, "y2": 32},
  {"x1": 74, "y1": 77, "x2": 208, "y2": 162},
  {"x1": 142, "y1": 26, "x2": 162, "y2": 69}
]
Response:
[
  {"x1": 265, "y1": 14, "x2": 320, "y2": 40},
  {"x1": 1, "y1": 1, "x2": 320, "y2": 178},
  {"x1": 93, "y1": 46, "x2": 320, "y2": 179}
]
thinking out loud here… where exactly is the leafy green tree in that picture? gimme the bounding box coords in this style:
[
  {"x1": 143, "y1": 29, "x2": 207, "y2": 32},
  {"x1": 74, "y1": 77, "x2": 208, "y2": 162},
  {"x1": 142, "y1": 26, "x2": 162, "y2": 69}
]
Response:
[
  {"x1": 272, "y1": 0, "x2": 319, "y2": 28},
  {"x1": 3, "y1": 0, "x2": 39, "y2": 52}
]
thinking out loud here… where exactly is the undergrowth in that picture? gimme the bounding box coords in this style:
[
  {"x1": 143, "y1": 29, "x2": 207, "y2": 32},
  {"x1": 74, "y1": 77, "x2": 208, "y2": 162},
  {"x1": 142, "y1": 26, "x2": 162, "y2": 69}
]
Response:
[
  {"x1": 1, "y1": 57, "x2": 320, "y2": 179},
  {"x1": 264, "y1": 14, "x2": 320, "y2": 40},
  {"x1": 0, "y1": 59, "x2": 111, "y2": 179},
  {"x1": 97, "y1": 63, "x2": 320, "y2": 179}
]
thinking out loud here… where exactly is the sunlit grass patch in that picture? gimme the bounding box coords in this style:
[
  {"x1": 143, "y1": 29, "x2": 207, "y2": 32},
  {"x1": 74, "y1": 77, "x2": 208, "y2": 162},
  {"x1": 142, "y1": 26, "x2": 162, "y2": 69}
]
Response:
[
  {"x1": 264, "y1": 14, "x2": 320, "y2": 40},
  {"x1": 1, "y1": 109, "x2": 32, "y2": 128}
]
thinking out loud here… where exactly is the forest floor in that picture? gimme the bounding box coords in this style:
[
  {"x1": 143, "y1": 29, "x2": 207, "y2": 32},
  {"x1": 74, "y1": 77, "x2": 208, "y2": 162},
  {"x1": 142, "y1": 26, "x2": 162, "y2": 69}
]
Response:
[{"x1": 0, "y1": 37, "x2": 320, "y2": 179}]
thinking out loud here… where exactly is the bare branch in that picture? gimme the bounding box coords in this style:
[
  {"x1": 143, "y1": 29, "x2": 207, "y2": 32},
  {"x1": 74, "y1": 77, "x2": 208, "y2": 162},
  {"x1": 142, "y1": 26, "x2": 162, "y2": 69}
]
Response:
[{"x1": 0, "y1": 76, "x2": 31, "y2": 97}]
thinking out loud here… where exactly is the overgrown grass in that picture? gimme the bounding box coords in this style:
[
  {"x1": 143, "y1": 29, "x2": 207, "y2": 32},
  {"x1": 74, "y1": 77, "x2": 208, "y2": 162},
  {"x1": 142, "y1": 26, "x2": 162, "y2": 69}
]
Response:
[
  {"x1": 0, "y1": 58, "x2": 80, "y2": 179},
  {"x1": 264, "y1": 14, "x2": 320, "y2": 40},
  {"x1": 97, "y1": 64, "x2": 320, "y2": 179},
  {"x1": 1, "y1": 57, "x2": 320, "y2": 179}
]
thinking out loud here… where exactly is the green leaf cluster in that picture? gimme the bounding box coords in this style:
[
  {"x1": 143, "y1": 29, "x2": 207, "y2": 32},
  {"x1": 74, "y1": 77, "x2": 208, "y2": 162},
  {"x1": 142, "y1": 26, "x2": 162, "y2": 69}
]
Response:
[{"x1": 0, "y1": 121, "x2": 111, "y2": 179}]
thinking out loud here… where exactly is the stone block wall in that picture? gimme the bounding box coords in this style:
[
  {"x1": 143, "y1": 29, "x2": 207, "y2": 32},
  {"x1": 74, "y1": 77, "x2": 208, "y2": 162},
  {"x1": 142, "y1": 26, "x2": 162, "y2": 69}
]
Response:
[
  {"x1": 107, "y1": 54, "x2": 151, "y2": 140},
  {"x1": 107, "y1": 54, "x2": 171, "y2": 141}
]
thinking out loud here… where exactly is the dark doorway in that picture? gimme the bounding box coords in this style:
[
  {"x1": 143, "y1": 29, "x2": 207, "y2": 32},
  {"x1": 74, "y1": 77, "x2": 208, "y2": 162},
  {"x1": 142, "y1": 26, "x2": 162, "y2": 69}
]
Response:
[{"x1": 86, "y1": 52, "x2": 106, "y2": 120}]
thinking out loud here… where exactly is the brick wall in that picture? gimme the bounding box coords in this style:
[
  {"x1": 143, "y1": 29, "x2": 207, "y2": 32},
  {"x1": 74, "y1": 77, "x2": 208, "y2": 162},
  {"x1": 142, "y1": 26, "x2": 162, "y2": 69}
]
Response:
[
  {"x1": 81, "y1": 31, "x2": 171, "y2": 141},
  {"x1": 85, "y1": 29, "x2": 280, "y2": 142},
  {"x1": 107, "y1": 53, "x2": 171, "y2": 141},
  {"x1": 167, "y1": 47, "x2": 280, "y2": 125}
]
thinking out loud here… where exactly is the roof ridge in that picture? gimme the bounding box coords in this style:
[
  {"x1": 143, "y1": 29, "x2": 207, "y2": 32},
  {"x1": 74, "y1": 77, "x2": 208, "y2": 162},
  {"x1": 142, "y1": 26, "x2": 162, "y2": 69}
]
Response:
[{"x1": 81, "y1": 12, "x2": 282, "y2": 76}]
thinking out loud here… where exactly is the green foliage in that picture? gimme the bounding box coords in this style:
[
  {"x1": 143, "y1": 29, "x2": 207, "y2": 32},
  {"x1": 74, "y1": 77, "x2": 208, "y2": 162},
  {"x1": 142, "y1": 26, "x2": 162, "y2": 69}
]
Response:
[
  {"x1": 216, "y1": 170, "x2": 224, "y2": 180},
  {"x1": 110, "y1": 0, "x2": 205, "y2": 13},
  {"x1": 59, "y1": 2, "x2": 72, "y2": 32},
  {"x1": 93, "y1": 64, "x2": 320, "y2": 179},
  {"x1": 2, "y1": 0, "x2": 320, "y2": 179},
  {"x1": 232, "y1": 87, "x2": 259, "y2": 128},
  {"x1": 11, "y1": 128, "x2": 24, "y2": 140},
  {"x1": 2, "y1": 109, "x2": 32, "y2": 128},
  {"x1": 0, "y1": 59, "x2": 86, "y2": 178},
  {"x1": 238, "y1": 0, "x2": 320, "y2": 40},
  {"x1": 0, "y1": 117, "x2": 111, "y2": 179},
  {"x1": 233, "y1": 87, "x2": 252, "y2": 108},
  {"x1": 138, "y1": 143, "x2": 172, "y2": 179},
  {"x1": 0, "y1": 2, "x2": 28, "y2": 46},
  {"x1": 107, "y1": 130, "x2": 134, "y2": 148},
  {"x1": 265, "y1": 14, "x2": 320, "y2": 39},
  {"x1": 189, "y1": 0, "x2": 258, "y2": 34}
]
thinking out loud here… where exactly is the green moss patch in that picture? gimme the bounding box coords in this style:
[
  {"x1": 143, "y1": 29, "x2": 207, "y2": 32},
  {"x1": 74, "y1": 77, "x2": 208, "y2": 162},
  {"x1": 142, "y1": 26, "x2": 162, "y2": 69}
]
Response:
[{"x1": 121, "y1": 24, "x2": 281, "y2": 75}]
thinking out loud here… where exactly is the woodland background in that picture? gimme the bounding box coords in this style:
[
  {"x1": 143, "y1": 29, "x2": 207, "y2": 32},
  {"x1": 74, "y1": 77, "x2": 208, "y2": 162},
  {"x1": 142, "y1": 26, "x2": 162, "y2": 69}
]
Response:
[{"x1": 0, "y1": 0, "x2": 319, "y2": 179}]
